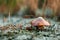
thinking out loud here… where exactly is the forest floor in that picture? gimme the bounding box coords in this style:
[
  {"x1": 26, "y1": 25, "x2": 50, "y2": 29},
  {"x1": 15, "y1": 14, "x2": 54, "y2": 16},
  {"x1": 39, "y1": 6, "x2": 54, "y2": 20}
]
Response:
[{"x1": 0, "y1": 17, "x2": 60, "y2": 40}]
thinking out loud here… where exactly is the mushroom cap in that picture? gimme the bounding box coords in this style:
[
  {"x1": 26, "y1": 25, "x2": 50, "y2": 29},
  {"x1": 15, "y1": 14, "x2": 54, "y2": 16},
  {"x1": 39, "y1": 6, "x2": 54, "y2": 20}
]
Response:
[{"x1": 31, "y1": 17, "x2": 50, "y2": 26}]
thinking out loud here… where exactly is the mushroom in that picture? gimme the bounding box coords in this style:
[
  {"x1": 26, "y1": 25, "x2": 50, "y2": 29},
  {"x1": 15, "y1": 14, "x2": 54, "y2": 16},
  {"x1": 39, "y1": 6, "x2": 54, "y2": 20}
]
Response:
[
  {"x1": 38, "y1": 17, "x2": 50, "y2": 26},
  {"x1": 31, "y1": 17, "x2": 50, "y2": 30}
]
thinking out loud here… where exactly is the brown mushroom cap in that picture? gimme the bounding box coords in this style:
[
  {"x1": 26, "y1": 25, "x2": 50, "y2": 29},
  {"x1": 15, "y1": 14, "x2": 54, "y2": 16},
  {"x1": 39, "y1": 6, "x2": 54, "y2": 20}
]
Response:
[{"x1": 31, "y1": 17, "x2": 50, "y2": 26}]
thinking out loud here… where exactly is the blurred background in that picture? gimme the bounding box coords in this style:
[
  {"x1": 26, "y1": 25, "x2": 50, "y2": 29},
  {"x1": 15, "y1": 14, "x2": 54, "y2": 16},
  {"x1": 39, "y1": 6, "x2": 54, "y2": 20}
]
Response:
[{"x1": 0, "y1": 0, "x2": 60, "y2": 22}]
